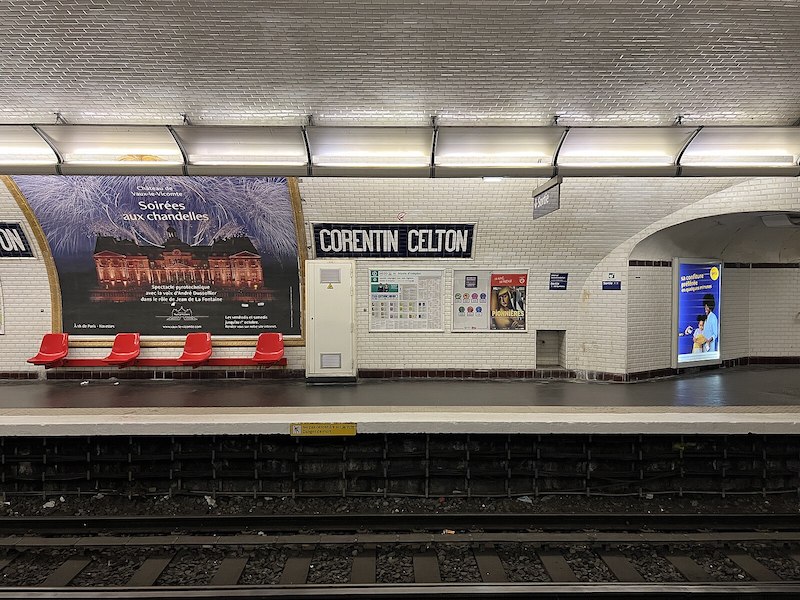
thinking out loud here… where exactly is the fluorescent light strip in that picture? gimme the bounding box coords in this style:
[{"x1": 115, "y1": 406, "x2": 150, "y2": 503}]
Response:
[
  {"x1": 561, "y1": 163, "x2": 675, "y2": 168},
  {"x1": 681, "y1": 162, "x2": 797, "y2": 168},
  {"x1": 437, "y1": 160, "x2": 549, "y2": 167},
  {"x1": 313, "y1": 161, "x2": 430, "y2": 168},
  {"x1": 313, "y1": 151, "x2": 430, "y2": 168},
  {"x1": 681, "y1": 154, "x2": 797, "y2": 165},
  {"x1": 67, "y1": 160, "x2": 184, "y2": 166},
  {"x1": 0, "y1": 159, "x2": 56, "y2": 165},
  {"x1": 191, "y1": 160, "x2": 308, "y2": 166}
]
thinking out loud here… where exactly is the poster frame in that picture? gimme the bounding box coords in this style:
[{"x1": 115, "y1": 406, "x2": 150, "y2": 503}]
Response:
[
  {"x1": 368, "y1": 268, "x2": 445, "y2": 333},
  {"x1": 671, "y1": 257, "x2": 723, "y2": 369},
  {"x1": 2, "y1": 175, "x2": 307, "y2": 347},
  {"x1": 452, "y1": 268, "x2": 529, "y2": 333}
]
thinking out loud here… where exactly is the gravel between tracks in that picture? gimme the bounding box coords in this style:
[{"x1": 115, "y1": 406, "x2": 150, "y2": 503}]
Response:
[
  {"x1": 497, "y1": 544, "x2": 549, "y2": 582},
  {"x1": 307, "y1": 544, "x2": 355, "y2": 584},
  {"x1": 70, "y1": 547, "x2": 154, "y2": 587},
  {"x1": 155, "y1": 547, "x2": 231, "y2": 586},
  {"x1": 376, "y1": 545, "x2": 414, "y2": 583},
  {"x1": 3, "y1": 493, "x2": 796, "y2": 518},
  {"x1": 618, "y1": 544, "x2": 684, "y2": 582},
  {"x1": 239, "y1": 547, "x2": 288, "y2": 585},
  {"x1": 0, "y1": 549, "x2": 74, "y2": 586}
]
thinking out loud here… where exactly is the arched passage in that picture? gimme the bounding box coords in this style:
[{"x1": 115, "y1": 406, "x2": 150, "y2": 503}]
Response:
[{"x1": 626, "y1": 211, "x2": 800, "y2": 374}]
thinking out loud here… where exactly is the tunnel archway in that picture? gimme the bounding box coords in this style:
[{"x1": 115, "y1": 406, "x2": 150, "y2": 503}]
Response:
[{"x1": 630, "y1": 211, "x2": 800, "y2": 263}]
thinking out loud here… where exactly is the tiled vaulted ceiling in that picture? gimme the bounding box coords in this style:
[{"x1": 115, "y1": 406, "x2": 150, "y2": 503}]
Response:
[{"x1": 1, "y1": 0, "x2": 798, "y2": 126}]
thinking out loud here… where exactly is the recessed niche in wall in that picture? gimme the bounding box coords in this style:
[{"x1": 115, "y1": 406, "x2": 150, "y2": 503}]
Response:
[{"x1": 536, "y1": 330, "x2": 566, "y2": 368}]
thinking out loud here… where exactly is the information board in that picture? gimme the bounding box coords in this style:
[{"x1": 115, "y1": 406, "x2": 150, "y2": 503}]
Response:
[
  {"x1": 549, "y1": 273, "x2": 568, "y2": 290},
  {"x1": 453, "y1": 270, "x2": 528, "y2": 331},
  {"x1": 369, "y1": 269, "x2": 443, "y2": 331}
]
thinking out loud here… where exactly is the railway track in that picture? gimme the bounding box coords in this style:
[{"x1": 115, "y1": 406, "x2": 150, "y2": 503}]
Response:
[
  {"x1": 0, "y1": 512, "x2": 798, "y2": 534},
  {"x1": 0, "y1": 513, "x2": 798, "y2": 597}
]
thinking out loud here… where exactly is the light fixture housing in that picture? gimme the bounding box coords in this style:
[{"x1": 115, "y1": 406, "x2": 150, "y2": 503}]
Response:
[
  {"x1": 0, "y1": 126, "x2": 59, "y2": 174},
  {"x1": 307, "y1": 127, "x2": 433, "y2": 176},
  {"x1": 435, "y1": 127, "x2": 563, "y2": 177},
  {"x1": 171, "y1": 126, "x2": 308, "y2": 175},
  {"x1": 37, "y1": 125, "x2": 184, "y2": 175},
  {"x1": 557, "y1": 127, "x2": 697, "y2": 176},
  {"x1": 679, "y1": 127, "x2": 800, "y2": 176}
]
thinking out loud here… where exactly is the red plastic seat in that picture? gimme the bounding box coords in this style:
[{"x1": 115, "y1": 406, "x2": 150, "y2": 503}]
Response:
[
  {"x1": 27, "y1": 333, "x2": 69, "y2": 367},
  {"x1": 177, "y1": 332, "x2": 212, "y2": 366},
  {"x1": 102, "y1": 333, "x2": 141, "y2": 366},
  {"x1": 252, "y1": 333, "x2": 284, "y2": 364}
]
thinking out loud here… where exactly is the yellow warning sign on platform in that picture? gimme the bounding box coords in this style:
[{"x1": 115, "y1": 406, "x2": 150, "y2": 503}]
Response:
[{"x1": 290, "y1": 422, "x2": 357, "y2": 437}]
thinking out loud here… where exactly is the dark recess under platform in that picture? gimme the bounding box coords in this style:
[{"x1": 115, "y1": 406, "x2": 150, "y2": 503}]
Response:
[{"x1": 0, "y1": 433, "x2": 798, "y2": 499}]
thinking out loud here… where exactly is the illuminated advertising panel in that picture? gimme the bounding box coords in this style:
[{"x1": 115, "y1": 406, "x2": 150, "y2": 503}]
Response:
[
  {"x1": 10, "y1": 176, "x2": 302, "y2": 336},
  {"x1": 673, "y1": 258, "x2": 722, "y2": 367}
]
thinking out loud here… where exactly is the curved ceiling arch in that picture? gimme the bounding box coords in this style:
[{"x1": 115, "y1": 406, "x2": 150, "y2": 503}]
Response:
[{"x1": 630, "y1": 211, "x2": 800, "y2": 263}]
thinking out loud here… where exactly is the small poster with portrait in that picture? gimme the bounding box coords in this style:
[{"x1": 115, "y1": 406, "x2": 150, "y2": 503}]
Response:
[
  {"x1": 452, "y1": 270, "x2": 528, "y2": 332},
  {"x1": 490, "y1": 273, "x2": 527, "y2": 330}
]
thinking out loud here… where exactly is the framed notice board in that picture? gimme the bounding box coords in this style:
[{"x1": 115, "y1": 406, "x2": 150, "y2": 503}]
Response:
[{"x1": 368, "y1": 269, "x2": 444, "y2": 332}]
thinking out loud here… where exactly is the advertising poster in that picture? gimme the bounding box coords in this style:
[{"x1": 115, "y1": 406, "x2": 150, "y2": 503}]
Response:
[
  {"x1": 490, "y1": 273, "x2": 528, "y2": 330},
  {"x1": 674, "y1": 259, "x2": 722, "y2": 365},
  {"x1": 453, "y1": 270, "x2": 527, "y2": 332},
  {"x1": 369, "y1": 269, "x2": 443, "y2": 331},
  {"x1": 452, "y1": 270, "x2": 490, "y2": 330},
  {"x1": 11, "y1": 176, "x2": 301, "y2": 336}
]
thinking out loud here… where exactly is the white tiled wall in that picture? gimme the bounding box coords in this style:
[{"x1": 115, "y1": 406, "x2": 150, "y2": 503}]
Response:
[
  {"x1": 748, "y1": 269, "x2": 800, "y2": 357},
  {"x1": 0, "y1": 182, "x2": 53, "y2": 375},
  {"x1": 626, "y1": 267, "x2": 672, "y2": 373},
  {"x1": 299, "y1": 177, "x2": 741, "y2": 373},
  {"x1": 2, "y1": 175, "x2": 798, "y2": 376},
  {"x1": 721, "y1": 269, "x2": 752, "y2": 361},
  {"x1": 626, "y1": 266, "x2": 798, "y2": 371}
]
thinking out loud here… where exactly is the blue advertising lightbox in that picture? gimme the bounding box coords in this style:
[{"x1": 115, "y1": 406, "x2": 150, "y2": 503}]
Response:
[{"x1": 673, "y1": 259, "x2": 722, "y2": 367}]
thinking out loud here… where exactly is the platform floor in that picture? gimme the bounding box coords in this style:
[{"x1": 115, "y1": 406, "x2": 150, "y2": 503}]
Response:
[{"x1": 0, "y1": 365, "x2": 798, "y2": 436}]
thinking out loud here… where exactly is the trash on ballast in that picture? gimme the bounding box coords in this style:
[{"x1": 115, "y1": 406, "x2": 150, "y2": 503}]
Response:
[
  {"x1": 442, "y1": 529, "x2": 455, "y2": 535},
  {"x1": 645, "y1": 493, "x2": 654, "y2": 500},
  {"x1": 59, "y1": 496, "x2": 66, "y2": 503},
  {"x1": 80, "y1": 381, "x2": 89, "y2": 386},
  {"x1": 517, "y1": 495, "x2": 534, "y2": 504},
  {"x1": 42, "y1": 500, "x2": 56, "y2": 509},
  {"x1": 204, "y1": 495, "x2": 217, "y2": 508}
]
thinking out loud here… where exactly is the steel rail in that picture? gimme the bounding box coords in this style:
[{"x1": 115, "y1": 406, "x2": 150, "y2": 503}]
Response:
[
  {"x1": 1, "y1": 583, "x2": 800, "y2": 599},
  {"x1": 6, "y1": 531, "x2": 800, "y2": 546},
  {"x1": 0, "y1": 513, "x2": 797, "y2": 535}
]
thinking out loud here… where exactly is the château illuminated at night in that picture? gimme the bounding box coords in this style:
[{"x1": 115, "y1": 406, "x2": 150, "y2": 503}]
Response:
[{"x1": 91, "y1": 227, "x2": 269, "y2": 302}]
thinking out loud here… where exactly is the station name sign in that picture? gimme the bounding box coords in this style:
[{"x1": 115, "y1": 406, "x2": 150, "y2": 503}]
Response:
[
  {"x1": 0, "y1": 223, "x2": 34, "y2": 258},
  {"x1": 313, "y1": 223, "x2": 475, "y2": 258}
]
